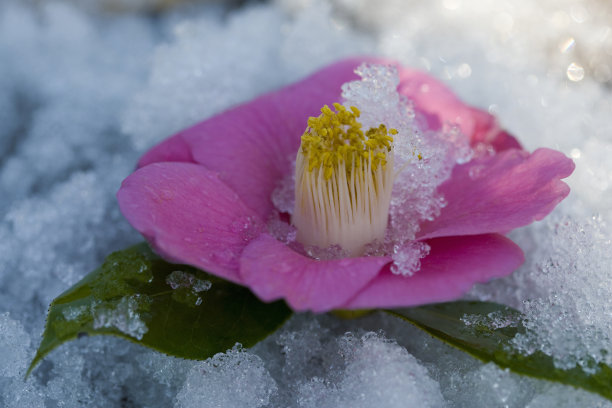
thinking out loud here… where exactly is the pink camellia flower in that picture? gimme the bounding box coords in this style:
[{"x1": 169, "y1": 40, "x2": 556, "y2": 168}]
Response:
[{"x1": 117, "y1": 58, "x2": 574, "y2": 312}]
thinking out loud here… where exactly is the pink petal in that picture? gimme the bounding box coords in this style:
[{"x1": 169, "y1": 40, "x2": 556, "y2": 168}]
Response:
[
  {"x1": 138, "y1": 57, "x2": 381, "y2": 220},
  {"x1": 467, "y1": 108, "x2": 523, "y2": 152},
  {"x1": 398, "y1": 68, "x2": 521, "y2": 151},
  {"x1": 137, "y1": 58, "x2": 519, "y2": 221},
  {"x1": 239, "y1": 233, "x2": 391, "y2": 312},
  {"x1": 344, "y1": 234, "x2": 524, "y2": 309},
  {"x1": 417, "y1": 148, "x2": 575, "y2": 240},
  {"x1": 117, "y1": 162, "x2": 264, "y2": 284}
]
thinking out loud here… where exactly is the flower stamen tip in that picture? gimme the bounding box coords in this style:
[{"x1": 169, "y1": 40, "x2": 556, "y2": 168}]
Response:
[{"x1": 293, "y1": 103, "x2": 395, "y2": 257}]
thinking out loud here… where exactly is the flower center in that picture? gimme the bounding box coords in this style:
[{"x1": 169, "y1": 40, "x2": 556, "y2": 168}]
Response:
[{"x1": 292, "y1": 103, "x2": 396, "y2": 257}]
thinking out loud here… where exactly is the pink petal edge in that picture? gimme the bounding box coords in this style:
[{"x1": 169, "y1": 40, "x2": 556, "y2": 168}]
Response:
[
  {"x1": 138, "y1": 57, "x2": 383, "y2": 221},
  {"x1": 117, "y1": 162, "x2": 264, "y2": 284},
  {"x1": 397, "y1": 68, "x2": 522, "y2": 151},
  {"x1": 239, "y1": 233, "x2": 391, "y2": 312},
  {"x1": 417, "y1": 148, "x2": 575, "y2": 240},
  {"x1": 344, "y1": 234, "x2": 525, "y2": 309}
]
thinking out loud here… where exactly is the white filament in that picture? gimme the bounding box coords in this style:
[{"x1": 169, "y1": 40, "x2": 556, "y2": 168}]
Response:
[{"x1": 292, "y1": 150, "x2": 395, "y2": 257}]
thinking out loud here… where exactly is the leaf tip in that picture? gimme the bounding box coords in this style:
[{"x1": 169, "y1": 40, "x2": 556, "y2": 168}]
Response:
[{"x1": 25, "y1": 352, "x2": 42, "y2": 380}]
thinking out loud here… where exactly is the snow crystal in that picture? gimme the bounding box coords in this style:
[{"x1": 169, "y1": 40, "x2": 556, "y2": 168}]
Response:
[
  {"x1": 510, "y1": 215, "x2": 612, "y2": 372},
  {"x1": 297, "y1": 243, "x2": 347, "y2": 261},
  {"x1": 0, "y1": 313, "x2": 46, "y2": 408},
  {"x1": 166, "y1": 270, "x2": 212, "y2": 292},
  {"x1": 297, "y1": 332, "x2": 446, "y2": 408},
  {"x1": 388, "y1": 240, "x2": 431, "y2": 276},
  {"x1": 166, "y1": 270, "x2": 212, "y2": 306},
  {"x1": 1, "y1": 381, "x2": 45, "y2": 408},
  {"x1": 137, "y1": 350, "x2": 196, "y2": 391},
  {"x1": 175, "y1": 345, "x2": 277, "y2": 408},
  {"x1": 62, "y1": 305, "x2": 88, "y2": 321},
  {"x1": 461, "y1": 310, "x2": 520, "y2": 330},
  {"x1": 570, "y1": 139, "x2": 612, "y2": 221},
  {"x1": 270, "y1": 164, "x2": 296, "y2": 215},
  {"x1": 93, "y1": 295, "x2": 150, "y2": 340},
  {"x1": 0, "y1": 313, "x2": 30, "y2": 378},
  {"x1": 443, "y1": 363, "x2": 537, "y2": 408},
  {"x1": 526, "y1": 384, "x2": 612, "y2": 408},
  {"x1": 340, "y1": 63, "x2": 472, "y2": 255},
  {"x1": 266, "y1": 212, "x2": 297, "y2": 244}
]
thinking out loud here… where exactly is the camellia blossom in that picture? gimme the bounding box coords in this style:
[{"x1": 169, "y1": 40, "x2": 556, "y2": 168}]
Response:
[{"x1": 117, "y1": 58, "x2": 574, "y2": 312}]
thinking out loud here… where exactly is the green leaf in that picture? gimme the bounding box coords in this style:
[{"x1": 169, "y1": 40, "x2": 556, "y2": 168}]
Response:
[
  {"x1": 28, "y1": 243, "x2": 292, "y2": 376},
  {"x1": 386, "y1": 301, "x2": 612, "y2": 402}
]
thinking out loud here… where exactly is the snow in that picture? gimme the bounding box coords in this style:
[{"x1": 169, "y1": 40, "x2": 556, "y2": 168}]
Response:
[{"x1": 1, "y1": 0, "x2": 612, "y2": 406}]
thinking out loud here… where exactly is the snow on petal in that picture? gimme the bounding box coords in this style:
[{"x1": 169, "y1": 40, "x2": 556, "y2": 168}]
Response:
[{"x1": 344, "y1": 234, "x2": 524, "y2": 309}]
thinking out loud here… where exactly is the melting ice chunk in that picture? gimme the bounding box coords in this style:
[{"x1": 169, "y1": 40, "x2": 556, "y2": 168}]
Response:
[
  {"x1": 93, "y1": 295, "x2": 150, "y2": 340},
  {"x1": 166, "y1": 270, "x2": 212, "y2": 307}
]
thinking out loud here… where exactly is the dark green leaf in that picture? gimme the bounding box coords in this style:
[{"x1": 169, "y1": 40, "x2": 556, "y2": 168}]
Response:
[
  {"x1": 28, "y1": 243, "x2": 292, "y2": 376},
  {"x1": 386, "y1": 301, "x2": 612, "y2": 402}
]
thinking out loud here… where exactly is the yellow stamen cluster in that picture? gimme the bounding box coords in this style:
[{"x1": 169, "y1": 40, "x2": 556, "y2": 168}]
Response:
[
  {"x1": 293, "y1": 103, "x2": 397, "y2": 257},
  {"x1": 300, "y1": 103, "x2": 396, "y2": 180}
]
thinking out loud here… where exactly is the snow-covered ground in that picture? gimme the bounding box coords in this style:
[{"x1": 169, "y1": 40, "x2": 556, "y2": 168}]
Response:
[{"x1": 1, "y1": 0, "x2": 612, "y2": 406}]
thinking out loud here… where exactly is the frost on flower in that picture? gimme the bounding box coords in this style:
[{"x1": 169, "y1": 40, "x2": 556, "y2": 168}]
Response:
[{"x1": 281, "y1": 64, "x2": 472, "y2": 275}]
